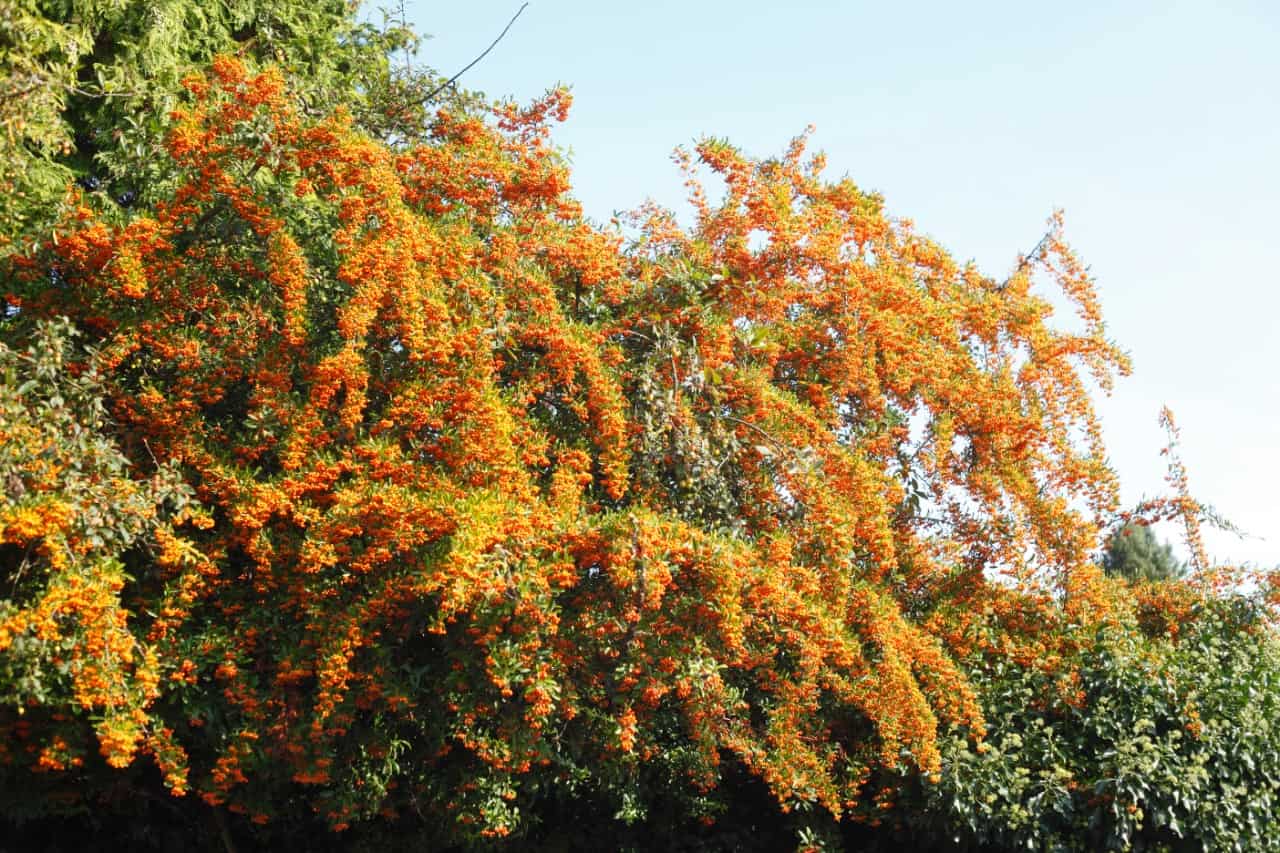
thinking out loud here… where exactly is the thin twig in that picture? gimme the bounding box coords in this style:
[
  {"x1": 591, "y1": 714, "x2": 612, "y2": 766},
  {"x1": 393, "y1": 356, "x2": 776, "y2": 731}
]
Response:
[
  {"x1": 613, "y1": 327, "x2": 655, "y2": 344},
  {"x1": 212, "y1": 806, "x2": 238, "y2": 853},
  {"x1": 1, "y1": 78, "x2": 48, "y2": 104},
  {"x1": 68, "y1": 85, "x2": 143, "y2": 99},
  {"x1": 423, "y1": 3, "x2": 529, "y2": 102},
  {"x1": 723, "y1": 415, "x2": 799, "y2": 455},
  {"x1": 998, "y1": 229, "x2": 1052, "y2": 291},
  {"x1": 398, "y1": 0, "x2": 413, "y2": 74}
]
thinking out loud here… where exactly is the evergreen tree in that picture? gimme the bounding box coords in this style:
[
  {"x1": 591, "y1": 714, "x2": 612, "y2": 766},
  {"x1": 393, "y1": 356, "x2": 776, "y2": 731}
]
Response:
[{"x1": 1102, "y1": 521, "x2": 1186, "y2": 582}]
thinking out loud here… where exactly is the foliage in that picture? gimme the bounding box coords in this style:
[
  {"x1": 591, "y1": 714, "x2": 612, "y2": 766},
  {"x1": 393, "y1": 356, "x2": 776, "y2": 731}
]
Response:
[
  {"x1": 0, "y1": 318, "x2": 197, "y2": 806},
  {"x1": 1102, "y1": 523, "x2": 1186, "y2": 583},
  {"x1": 0, "y1": 0, "x2": 435, "y2": 254},
  {"x1": 884, "y1": 597, "x2": 1280, "y2": 852},
  {"x1": 0, "y1": 0, "x2": 82, "y2": 235},
  {"x1": 1, "y1": 51, "x2": 1136, "y2": 842},
  {"x1": 1, "y1": 7, "x2": 1277, "y2": 852}
]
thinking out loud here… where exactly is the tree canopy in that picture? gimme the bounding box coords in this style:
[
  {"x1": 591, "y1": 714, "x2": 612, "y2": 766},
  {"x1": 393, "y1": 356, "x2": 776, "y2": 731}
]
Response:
[
  {"x1": 1102, "y1": 522, "x2": 1186, "y2": 583},
  {"x1": 1, "y1": 0, "x2": 437, "y2": 253}
]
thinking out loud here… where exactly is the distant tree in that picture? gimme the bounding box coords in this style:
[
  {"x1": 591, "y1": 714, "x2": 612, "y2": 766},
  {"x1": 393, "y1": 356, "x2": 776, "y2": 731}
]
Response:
[{"x1": 1102, "y1": 521, "x2": 1186, "y2": 582}]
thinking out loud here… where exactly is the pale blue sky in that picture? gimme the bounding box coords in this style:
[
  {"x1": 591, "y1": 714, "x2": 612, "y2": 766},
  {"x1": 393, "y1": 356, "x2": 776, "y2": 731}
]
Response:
[{"x1": 407, "y1": 0, "x2": 1279, "y2": 568}]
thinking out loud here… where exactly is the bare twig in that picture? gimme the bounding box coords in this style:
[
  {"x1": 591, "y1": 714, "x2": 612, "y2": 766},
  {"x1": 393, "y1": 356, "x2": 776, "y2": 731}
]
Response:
[
  {"x1": 68, "y1": 85, "x2": 142, "y2": 99},
  {"x1": 208, "y1": 804, "x2": 238, "y2": 853},
  {"x1": 423, "y1": 3, "x2": 529, "y2": 103},
  {"x1": 998, "y1": 229, "x2": 1053, "y2": 291},
  {"x1": 723, "y1": 415, "x2": 800, "y2": 455},
  {"x1": 1, "y1": 78, "x2": 48, "y2": 104},
  {"x1": 397, "y1": 0, "x2": 413, "y2": 74}
]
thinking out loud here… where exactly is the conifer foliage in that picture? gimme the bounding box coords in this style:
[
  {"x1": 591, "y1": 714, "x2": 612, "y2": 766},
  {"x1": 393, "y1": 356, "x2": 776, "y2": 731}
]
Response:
[{"x1": 1102, "y1": 522, "x2": 1185, "y2": 583}]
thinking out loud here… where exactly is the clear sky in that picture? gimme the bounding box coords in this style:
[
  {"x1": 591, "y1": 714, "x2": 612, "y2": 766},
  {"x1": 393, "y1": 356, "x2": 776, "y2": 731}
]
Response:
[{"x1": 406, "y1": 0, "x2": 1279, "y2": 568}]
